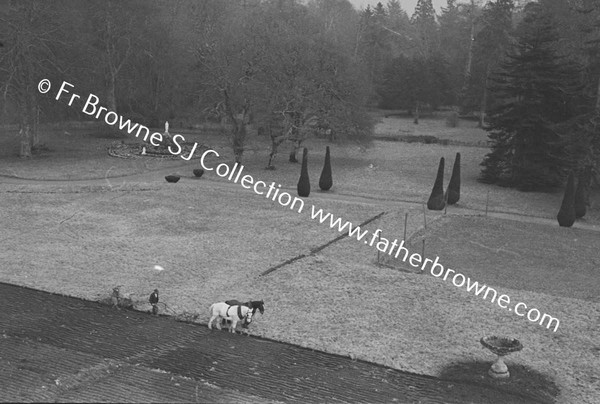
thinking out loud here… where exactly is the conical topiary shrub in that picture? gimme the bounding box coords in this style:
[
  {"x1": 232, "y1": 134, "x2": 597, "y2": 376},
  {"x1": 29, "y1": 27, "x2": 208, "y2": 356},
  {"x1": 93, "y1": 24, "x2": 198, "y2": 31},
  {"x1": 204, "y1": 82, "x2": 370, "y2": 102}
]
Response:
[
  {"x1": 427, "y1": 157, "x2": 445, "y2": 211},
  {"x1": 557, "y1": 172, "x2": 576, "y2": 227},
  {"x1": 319, "y1": 146, "x2": 333, "y2": 191},
  {"x1": 297, "y1": 147, "x2": 310, "y2": 197},
  {"x1": 574, "y1": 171, "x2": 587, "y2": 219},
  {"x1": 445, "y1": 152, "x2": 461, "y2": 205}
]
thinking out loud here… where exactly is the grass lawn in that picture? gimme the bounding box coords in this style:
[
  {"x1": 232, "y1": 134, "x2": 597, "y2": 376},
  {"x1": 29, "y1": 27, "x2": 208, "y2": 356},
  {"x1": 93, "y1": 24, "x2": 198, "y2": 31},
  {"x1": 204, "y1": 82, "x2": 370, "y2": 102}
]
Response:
[
  {"x1": 1, "y1": 114, "x2": 599, "y2": 403},
  {"x1": 0, "y1": 125, "x2": 190, "y2": 180},
  {"x1": 374, "y1": 112, "x2": 489, "y2": 146},
  {"x1": 385, "y1": 215, "x2": 600, "y2": 302}
]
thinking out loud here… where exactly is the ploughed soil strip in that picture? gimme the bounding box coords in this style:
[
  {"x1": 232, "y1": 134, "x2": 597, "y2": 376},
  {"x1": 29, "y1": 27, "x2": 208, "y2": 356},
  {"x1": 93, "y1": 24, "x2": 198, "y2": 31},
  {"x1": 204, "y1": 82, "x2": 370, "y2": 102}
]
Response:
[
  {"x1": 260, "y1": 212, "x2": 386, "y2": 277},
  {"x1": 0, "y1": 282, "x2": 541, "y2": 403}
]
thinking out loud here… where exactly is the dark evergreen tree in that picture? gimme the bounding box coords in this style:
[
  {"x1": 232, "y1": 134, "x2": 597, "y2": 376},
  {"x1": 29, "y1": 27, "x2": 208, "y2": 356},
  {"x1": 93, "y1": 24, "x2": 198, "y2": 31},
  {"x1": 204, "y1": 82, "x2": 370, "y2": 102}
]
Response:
[
  {"x1": 438, "y1": 0, "x2": 473, "y2": 105},
  {"x1": 557, "y1": 0, "x2": 600, "y2": 172},
  {"x1": 319, "y1": 146, "x2": 333, "y2": 191},
  {"x1": 445, "y1": 152, "x2": 461, "y2": 205},
  {"x1": 411, "y1": 0, "x2": 439, "y2": 56},
  {"x1": 463, "y1": 0, "x2": 514, "y2": 124},
  {"x1": 297, "y1": 147, "x2": 310, "y2": 197},
  {"x1": 427, "y1": 157, "x2": 446, "y2": 210},
  {"x1": 574, "y1": 170, "x2": 587, "y2": 218},
  {"x1": 358, "y1": 4, "x2": 389, "y2": 86},
  {"x1": 480, "y1": 2, "x2": 584, "y2": 191},
  {"x1": 378, "y1": 53, "x2": 451, "y2": 112},
  {"x1": 373, "y1": 2, "x2": 387, "y2": 21},
  {"x1": 557, "y1": 171, "x2": 576, "y2": 227},
  {"x1": 384, "y1": 0, "x2": 412, "y2": 58},
  {"x1": 378, "y1": 55, "x2": 420, "y2": 110},
  {"x1": 386, "y1": 0, "x2": 410, "y2": 27}
]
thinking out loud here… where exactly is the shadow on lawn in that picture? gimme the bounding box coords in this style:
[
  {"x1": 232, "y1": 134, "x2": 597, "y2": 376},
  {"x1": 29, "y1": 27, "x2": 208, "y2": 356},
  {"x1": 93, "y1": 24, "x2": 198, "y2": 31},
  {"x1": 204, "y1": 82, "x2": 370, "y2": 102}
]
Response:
[{"x1": 439, "y1": 360, "x2": 559, "y2": 404}]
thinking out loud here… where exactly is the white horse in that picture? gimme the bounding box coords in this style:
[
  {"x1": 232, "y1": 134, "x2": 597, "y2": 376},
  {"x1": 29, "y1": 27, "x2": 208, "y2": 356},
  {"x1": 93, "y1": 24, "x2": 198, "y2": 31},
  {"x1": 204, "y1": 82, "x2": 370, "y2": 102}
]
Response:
[{"x1": 208, "y1": 302, "x2": 253, "y2": 333}]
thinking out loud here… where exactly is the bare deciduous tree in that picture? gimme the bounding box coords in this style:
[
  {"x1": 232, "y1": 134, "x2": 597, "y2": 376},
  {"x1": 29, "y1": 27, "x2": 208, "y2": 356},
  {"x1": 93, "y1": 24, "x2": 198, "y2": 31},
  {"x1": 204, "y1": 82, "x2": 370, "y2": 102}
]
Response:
[{"x1": 0, "y1": 1, "x2": 65, "y2": 157}]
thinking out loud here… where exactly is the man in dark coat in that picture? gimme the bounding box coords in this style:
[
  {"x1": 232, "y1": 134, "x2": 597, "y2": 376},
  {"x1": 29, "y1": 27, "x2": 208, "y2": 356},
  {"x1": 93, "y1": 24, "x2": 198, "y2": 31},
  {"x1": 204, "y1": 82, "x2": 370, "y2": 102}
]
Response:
[{"x1": 149, "y1": 289, "x2": 159, "y2": 315}]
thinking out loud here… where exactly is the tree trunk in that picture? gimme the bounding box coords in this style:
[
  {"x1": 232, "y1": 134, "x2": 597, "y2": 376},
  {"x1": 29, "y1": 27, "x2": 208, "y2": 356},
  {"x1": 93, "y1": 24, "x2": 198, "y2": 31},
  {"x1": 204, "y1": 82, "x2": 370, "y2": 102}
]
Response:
[
  {"x1": 233, "y1": 121, "x2": 246, "y2": 164},
  {"x1": 327, "y1": 128, "x2": 335, "y2": 142},
  {"x1": 2, "y1": 80, "x2": 9, "y2": 118},
  {"x1": 106, "y1": 72, "x2": 117, "y2": 112},
  {"x1": 464, "y1": 0, "x2": 476, "y2": 82},
  {"x1": 267, "y1": 126, "x2": 285, "y2": 169},
  {"x1": 289, "y1": 140, "x2": 300, "y2": 162},
  {"x1": 28, "y1": 85, "x2": 40, "y2": 148},
  {"x1": 19, "y1": 124, "x2": 32, "y2": 158},
  {"x1": 458, "y1": 0, "x2": 477, "y2": 110},
  {"x1": 413, "y1": 101, "x2": 420, "y2": 124},
  {"x1": 229, "y1": 112, "x2": 247, "y2": 164},
  {"x1": 18, "y1": 74, "x2": 37, "y2": 157},
  {"x1": 596, "y1": 76, "x2": 600, "y2": 116},
  {"x1": 152, "y1": 74, "x2": 163, "y2": 126},
  {"x1": 24, "y1": 50, "x2": 40, "y2": 153},
  {"x1": 221, "y1": 90, "x2": 248, "y2": 164},
  {"x1": 288, "y1": 112, "x2": 303, "y2": 162},
  {"x1": 104, "y1": 3, "x2": 117, "y2": 113},
  {"x1": 479, "y1": 65, "x2": 491, "y2": 128},
  {"x1": 581, "y1": 165, "x2": 593, "y2": 207}
]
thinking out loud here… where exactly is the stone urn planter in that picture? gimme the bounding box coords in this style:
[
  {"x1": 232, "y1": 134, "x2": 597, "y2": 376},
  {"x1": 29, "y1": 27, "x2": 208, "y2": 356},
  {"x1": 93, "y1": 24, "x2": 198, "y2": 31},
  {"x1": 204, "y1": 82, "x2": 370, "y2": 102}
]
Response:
[
  {"x1": 165, "y1": 175, "x2": 181, "y2": 183},
  {"x1": 480, "y1": 336, "x2": 523, "y2": 379}
]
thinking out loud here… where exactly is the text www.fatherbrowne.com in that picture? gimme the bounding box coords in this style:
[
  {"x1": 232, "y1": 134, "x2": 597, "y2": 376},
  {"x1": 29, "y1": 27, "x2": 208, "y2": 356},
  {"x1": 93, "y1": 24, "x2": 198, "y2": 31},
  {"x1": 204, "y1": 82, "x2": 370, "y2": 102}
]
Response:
[
  {"x1": 310, "y1": 206, "x2": 560, "y2": 333},
  {"x1": 43, "y1": 79, "x2": 560, "y2": 333}
]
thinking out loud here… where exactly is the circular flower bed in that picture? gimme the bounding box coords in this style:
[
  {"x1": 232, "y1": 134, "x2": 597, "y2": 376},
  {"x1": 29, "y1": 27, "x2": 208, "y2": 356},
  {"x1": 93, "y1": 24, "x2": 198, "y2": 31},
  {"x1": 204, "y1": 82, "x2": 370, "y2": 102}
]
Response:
[
  {"x1": 108, "y1": 141, "x2": 207, "y2": 159},
  {"x1": 480, "y1": 336, "x2": 523, "y2": 356}
]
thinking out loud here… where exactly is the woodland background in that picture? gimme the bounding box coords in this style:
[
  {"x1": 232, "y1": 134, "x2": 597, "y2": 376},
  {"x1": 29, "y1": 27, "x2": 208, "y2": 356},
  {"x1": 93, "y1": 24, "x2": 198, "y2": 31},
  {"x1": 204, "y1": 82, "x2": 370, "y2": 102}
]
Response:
[{"x1": 1, "y1": 0, "x2": 599, "y2": 191}]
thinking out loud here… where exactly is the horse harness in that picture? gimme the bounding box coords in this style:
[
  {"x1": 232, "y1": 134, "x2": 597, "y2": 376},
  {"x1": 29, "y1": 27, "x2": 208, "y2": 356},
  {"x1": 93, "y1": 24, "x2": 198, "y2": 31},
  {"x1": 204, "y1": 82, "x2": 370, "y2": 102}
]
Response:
[{"x1": 226, "y1": 304, "x2": 246, "y2": 320}]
